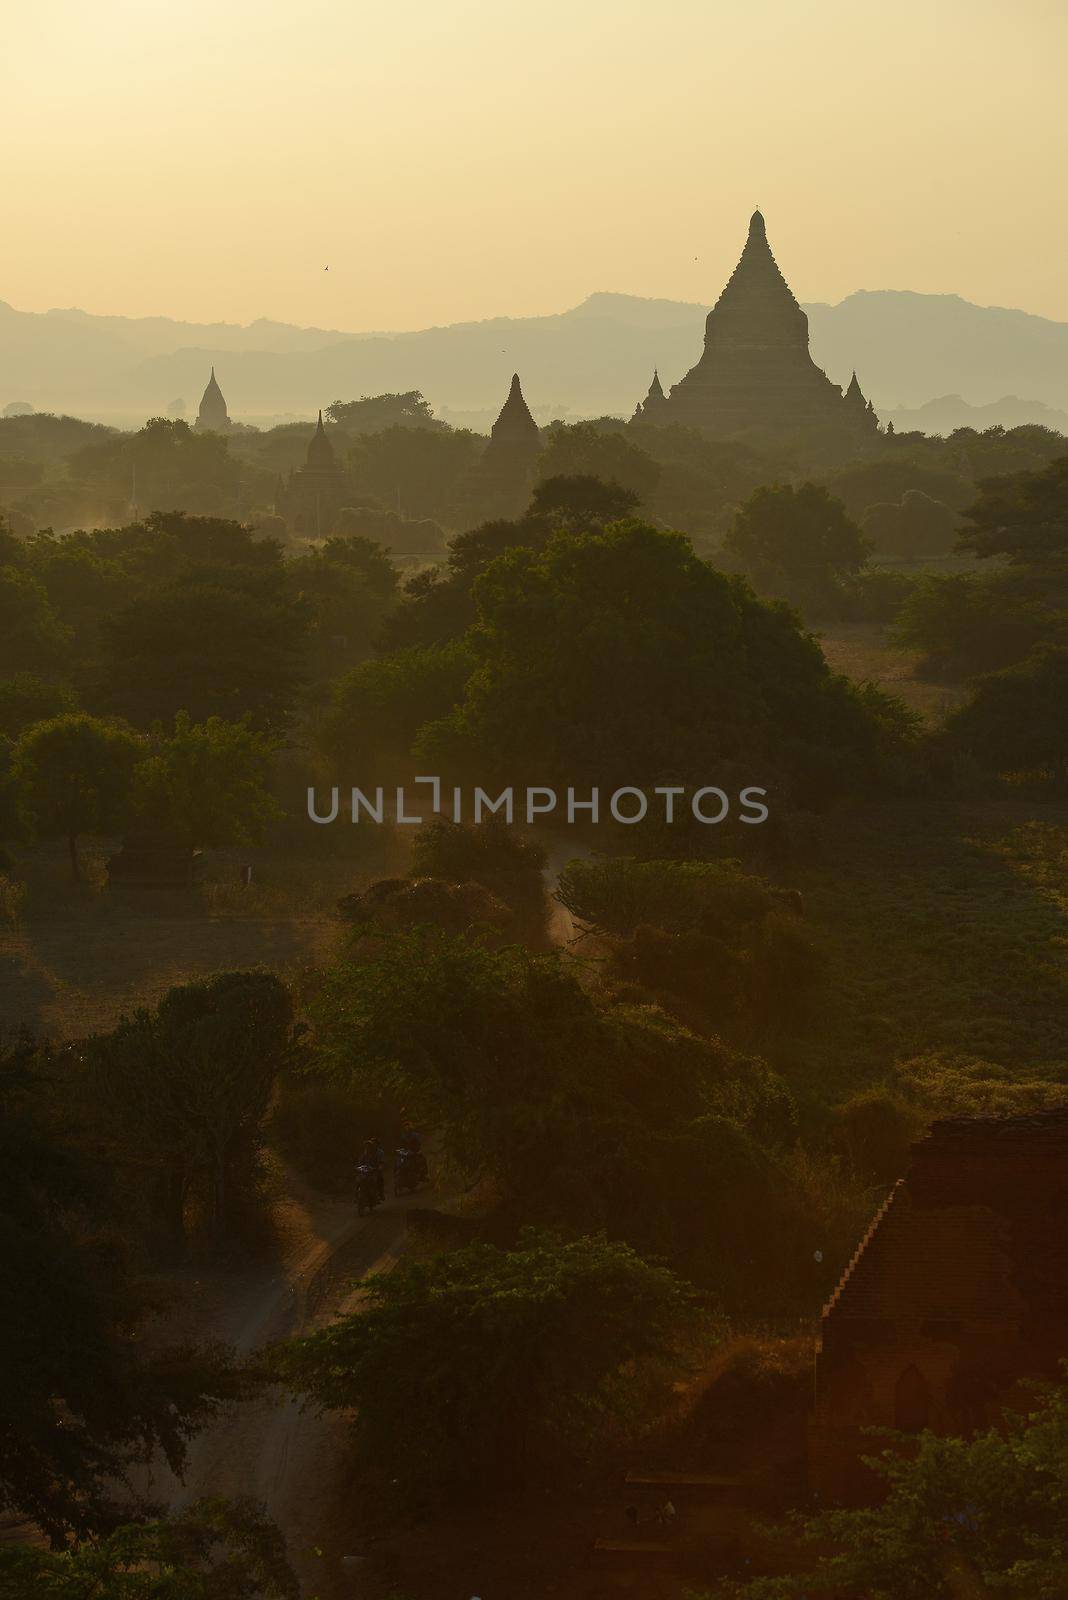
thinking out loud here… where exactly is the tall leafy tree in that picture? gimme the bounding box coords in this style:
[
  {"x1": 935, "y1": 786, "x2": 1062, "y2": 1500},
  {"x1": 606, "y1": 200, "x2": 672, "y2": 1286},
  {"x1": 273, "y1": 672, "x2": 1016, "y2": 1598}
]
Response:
[
  {"x1": 0, "y1": 564, "x2": 70, "y2": 673},
  {"x1": 267, "y1": 1232, "x2": 694, "y2": 1503},
  {"x1": 89, "y1": 971, "x2": 295, "y2": 1245},
  {"x1": 723, "y1": 481, "x2": 871, "y2": 613},
  {"x1": 0, "y1": 1042, "x2": 238, "y2": 1542},
  {"x1": 947, "y1": 646, "x2": 1068, "y2": 785},
  {"x1": 325, "y1": 390, "x2": 445, "y2": 432},
  {"x1": 10, "y1": 712, "x2": 142, "y2": 879},
  {"x1": 311, "y1": 929, "x2": 798, "y2": 1285},
  {"x1": 101, "y1": 568, "x2": 309, "y2": 730},
  {"x1": 0, "y1": 1497, "x2": 297, "y2": 1597},
  {"x1": 415, "y1": 521, "x2": 893, "y2": 804},
  {"x1": 131, "y1": 713, "x2": 281, "y2": 848},
  {"x1": 957, "y1": 455, "x2": 1068, "y2": 564}
]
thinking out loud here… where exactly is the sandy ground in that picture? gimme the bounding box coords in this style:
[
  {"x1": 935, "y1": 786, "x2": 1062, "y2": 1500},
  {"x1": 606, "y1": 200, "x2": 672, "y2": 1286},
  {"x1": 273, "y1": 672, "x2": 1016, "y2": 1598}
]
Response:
[{"x1": 133, "y1": 1181, "x2": 423, "y2": 1598}]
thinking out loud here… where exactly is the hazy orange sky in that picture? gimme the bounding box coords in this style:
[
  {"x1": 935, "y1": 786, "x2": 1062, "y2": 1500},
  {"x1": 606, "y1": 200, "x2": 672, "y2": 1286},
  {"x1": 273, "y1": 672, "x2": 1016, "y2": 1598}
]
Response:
[{"x1": 4, "y1": 0, "x2": 1067, "y2": 331}]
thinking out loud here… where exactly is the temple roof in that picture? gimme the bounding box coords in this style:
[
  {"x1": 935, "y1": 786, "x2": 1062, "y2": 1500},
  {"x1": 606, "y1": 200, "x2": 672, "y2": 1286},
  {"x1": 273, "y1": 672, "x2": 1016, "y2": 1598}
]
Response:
[
  {"x1": 196, "y1": 366, "x2": 230, "y2": 428},
  {"x1": 709, "y1": 208, "x2": 805, "y2": 328},
  {"x1": 647, "y1": 369, "x2": 665, "y2": 400},
  {"x1": 490, "y1": 373, "x2": 540, "y2": 445},
  {"x1": 305, "y1": 409, "x2": 337, "y2": 469},
  {"x1": 844, "y1": 371, "x2": 867, "y2": 406}
]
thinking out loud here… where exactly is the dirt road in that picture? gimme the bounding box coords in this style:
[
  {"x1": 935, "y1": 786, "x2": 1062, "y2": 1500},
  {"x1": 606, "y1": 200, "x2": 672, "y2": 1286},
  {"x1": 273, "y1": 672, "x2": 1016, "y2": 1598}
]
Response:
[{"x1": 138, "y1": 1186, "x2": 419, "y2": 1595}]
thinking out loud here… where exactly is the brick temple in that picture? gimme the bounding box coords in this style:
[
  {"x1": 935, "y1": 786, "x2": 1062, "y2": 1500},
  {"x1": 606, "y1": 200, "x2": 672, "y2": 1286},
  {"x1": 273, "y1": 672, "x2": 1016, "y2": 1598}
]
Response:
[
  {"x1": 635, "y1": 210, "x2": 879, "y2": 443},
  {"x1": 810, "y1": 1110, "x2": 1068, "y2": 1503}
]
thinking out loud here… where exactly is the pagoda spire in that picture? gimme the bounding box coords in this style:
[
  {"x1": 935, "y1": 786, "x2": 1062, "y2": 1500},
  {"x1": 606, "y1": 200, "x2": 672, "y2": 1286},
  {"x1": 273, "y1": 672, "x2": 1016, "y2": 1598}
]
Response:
[
  {"x1": 194, "y1": 366, "x2": 230, "y2": 432},
  {"x1": 305, "y1": 408, "x2": 337, "y2": 469},
  {"x1": 489, "y1": 373, "x2": 539, "y2": 444},
  {"x1": 633, "y1": 368, "x2": 667, "y2": 422}
]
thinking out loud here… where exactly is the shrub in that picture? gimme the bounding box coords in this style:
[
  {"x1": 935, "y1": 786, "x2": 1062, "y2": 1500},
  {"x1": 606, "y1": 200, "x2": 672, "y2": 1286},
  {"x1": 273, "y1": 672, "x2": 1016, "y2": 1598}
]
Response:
[
  {"x1": 410, "y1": 815, "x2": 548, "y2": 941},
  {"x1": 266, "y1": 1231, "x2": 694, "y2": 1504}
]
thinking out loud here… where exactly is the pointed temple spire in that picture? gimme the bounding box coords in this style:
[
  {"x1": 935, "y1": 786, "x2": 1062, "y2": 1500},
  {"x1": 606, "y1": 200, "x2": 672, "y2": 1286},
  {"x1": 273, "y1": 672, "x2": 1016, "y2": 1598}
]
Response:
[
  {"x1": 642, "y1": 209, "x2": 879, "y2": 440},
  {"x1": 305, "y1": 408, "x2": 336, "y2": 469},
  {"x1": 486, "y1": 373, "x2": 540, "y2": 457},
  {"x1": 194, "y1": 366, "x2": 230, "y2": 432},
  {"x1": 633, "y1": 367, "x2": 668, "y2": 421},
  {"x1": 844, "y1": 370, "x2": 867, "y2": 406}
]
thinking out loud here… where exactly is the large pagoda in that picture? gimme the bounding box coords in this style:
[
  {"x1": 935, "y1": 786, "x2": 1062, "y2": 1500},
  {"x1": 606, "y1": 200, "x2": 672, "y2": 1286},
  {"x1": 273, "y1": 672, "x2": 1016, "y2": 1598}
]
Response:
[
  {"x1": 637, "y1": 210, "x2": 878, "y2": 440},
  {"x1": 193, "y1": 366, "x2": 231, "y2": 432}
]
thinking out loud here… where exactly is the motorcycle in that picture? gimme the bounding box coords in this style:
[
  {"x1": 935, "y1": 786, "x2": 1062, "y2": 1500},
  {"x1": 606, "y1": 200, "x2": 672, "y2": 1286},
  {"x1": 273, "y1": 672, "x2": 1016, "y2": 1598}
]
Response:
[
  {"x1": 355, "y1": 1162, "x2": 381, "y2": 1216},
  {"x1": 394, "y1": 1146, "x2": 429, "y2": 1196}
]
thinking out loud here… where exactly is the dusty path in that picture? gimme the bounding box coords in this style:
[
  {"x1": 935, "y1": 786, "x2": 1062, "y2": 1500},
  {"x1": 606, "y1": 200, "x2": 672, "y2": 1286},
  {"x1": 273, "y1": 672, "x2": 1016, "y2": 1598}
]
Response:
[{"x1": 138, "y1": 1184, "x2": 422, "y2": 1594}]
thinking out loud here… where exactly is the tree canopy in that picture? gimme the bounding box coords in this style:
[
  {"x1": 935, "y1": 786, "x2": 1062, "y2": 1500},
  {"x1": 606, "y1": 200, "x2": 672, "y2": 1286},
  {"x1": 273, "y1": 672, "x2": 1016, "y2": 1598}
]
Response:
[
  {"x1": 0, "y1": 1042, "x2": 239, "y2": 1541},
  {"x1": 957, "y1": 455, "x2": 1068, "y2": 563},
  {"x1": 267, "y1": 1231, "x2": 694, "y2": 1504},
  {"x1": 415, "y1": 520, "x2": 899, "y2": 804},
  {"x1": 0, "y1": 1497, "x2": 297, "y2": 1598},
  {"x1": 728, "y1": 1371, "x2": 1068, "y2": 1600}
]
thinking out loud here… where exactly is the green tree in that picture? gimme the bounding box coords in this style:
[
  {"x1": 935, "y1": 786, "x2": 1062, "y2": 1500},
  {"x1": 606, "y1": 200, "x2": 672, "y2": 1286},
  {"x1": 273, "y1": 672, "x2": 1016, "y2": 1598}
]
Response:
[
  {"x1": 101, "y1": 570, "x2": 309, "y2": 730},
  {"x1": 379, "y1": 512, "x2": 553, "y2": 651},
  {"x1": 0, "y1": 1043, "x2": 239, "y2": 1541},
  {"x1": 318, "y1": 637, "x2": 473, "y2": 773},
  {"x1": 726, "y1": 1372, "x2": 1068, "y2": 1599},
  {"x1": 537, "y1": 421, "x2": 660, "y2": 504},
  {"x1": 70, "y1": 417, "x2": 248, "y2": 521},
  {"x1": 286, "y1": 532, "x2": 398, "y2": 675},
  {"x1": 0, "y1": 1497, "x2": 297, "y2": 1598},
  {"x1": 347, "y1": 425, "x2": 482, "y2": 521},
  {"x1": 326, "y1": 390, "x2": 445, "y2": 432},
  {"x1": 946, "y1": 646, "x2": 1068, "y2": 786},
  {"x1": 723, "y1": 481, "x2": 871, "y2": 613},
  {"x1": 409, "y1": 816, "x2": 548, "y2": 942},
  {"x1": 267, "y1": 1231, "x2": 693, "y2": 1503},
  {"x1": 89, "y1": 971, "x2": 295, "y2": 1246},
  {"x1": 131, "y1": 713, "x2": 281, "y2": 848},
  {"x1": 556, "y1": 856, "x2": 823, "y2": 1035},
  {"x1": 0, "y1": 563, "x2": 70, "y2": 672},
  {"x1": 530, "y1": 473, "x2": 642, "y2": 527},
  {"x1": 861, "y1": 489, "x2": 959, "y2": 562},
  {"x1": 893, "y1": 570, "x2": 1057, "y2": 677},
  {"x1": 416, "y1": 521, "x2": 894, "y2": 805},
  {"x1": 11, "y1": 712, "x2": 141, "y2": 879},
  {"x1": 957, "y1": 455, "x2": 1068, "y2": 563},
  {"x1": 556, "y1": 855, "x2": 775, "y2": 939},
  {"x1": 311, "y1": 929, "x2": 797, "y2": 1278},
  {"x1": 0, "y1": 672, "x2": 77, "y2": 739}
]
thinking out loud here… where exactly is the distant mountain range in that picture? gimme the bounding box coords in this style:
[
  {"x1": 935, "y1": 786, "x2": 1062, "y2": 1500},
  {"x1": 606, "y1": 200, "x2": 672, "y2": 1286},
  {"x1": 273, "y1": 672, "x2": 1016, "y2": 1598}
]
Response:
[{"x1": 2, "y1": 288, "x2": 1068, "y2": 434}]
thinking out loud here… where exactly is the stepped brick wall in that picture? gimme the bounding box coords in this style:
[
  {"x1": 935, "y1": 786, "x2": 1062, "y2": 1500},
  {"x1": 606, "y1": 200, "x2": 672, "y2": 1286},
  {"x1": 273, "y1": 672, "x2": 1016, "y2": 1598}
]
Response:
[{"x1": 810, "y1": 1111, "x2": 1068, "y2": 1503}]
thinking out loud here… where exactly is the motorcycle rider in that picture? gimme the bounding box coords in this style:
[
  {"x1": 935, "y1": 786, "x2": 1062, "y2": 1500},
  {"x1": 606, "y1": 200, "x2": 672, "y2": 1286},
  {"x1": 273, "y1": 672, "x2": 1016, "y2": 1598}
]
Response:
[
  {"x1": 361, "y1": 1135, "x2": 386, "y2": 1202},
  {"x1": 399, "y1": 1121, "x2": 422, "y2": 1155}
]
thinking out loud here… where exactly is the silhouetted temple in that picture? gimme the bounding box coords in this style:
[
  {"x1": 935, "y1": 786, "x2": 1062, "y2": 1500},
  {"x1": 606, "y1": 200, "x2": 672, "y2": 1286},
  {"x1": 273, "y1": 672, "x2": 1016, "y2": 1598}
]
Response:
[
  {"x1": 482, "y1": 372, "x2": 541, "y2": 473},
  {"x1": 638, "y1": 211, "x2": 879, "y2": 441},
  {"x1": 632, "y1": 369, "x2": 665, "y2": 422},
  {"x1": 278, "y1": 410, "x2": 350, "y2": 538},
  {"x1": 461, "y1": 372, "x2": 543, "y2": 519},
  {"x1": 194, "y1": 367, "x2": 231, "y2": 432},
  {"x1": 811, "y1": 1110, "x2": 1068, "y2": 1504}
]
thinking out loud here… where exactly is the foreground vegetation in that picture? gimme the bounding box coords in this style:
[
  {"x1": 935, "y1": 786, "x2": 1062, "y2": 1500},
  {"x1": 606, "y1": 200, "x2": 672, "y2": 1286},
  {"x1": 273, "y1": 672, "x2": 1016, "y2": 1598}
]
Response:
[{"x1": 2, "y1": 420, "x2": 1068, "y2": 1594}]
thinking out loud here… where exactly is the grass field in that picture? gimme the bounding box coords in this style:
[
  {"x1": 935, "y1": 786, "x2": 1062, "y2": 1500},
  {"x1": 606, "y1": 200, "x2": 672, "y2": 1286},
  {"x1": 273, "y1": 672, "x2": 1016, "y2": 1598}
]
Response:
[
  {"x1": 817, "y1": 619, "x2": 969, "y2": 725},
  {"x1": 0, "y1": 837, "x2": 400, "y2": 1040},
  {"x1": 780, "y1": 801, "x2": 1068, "y2": 1110}
]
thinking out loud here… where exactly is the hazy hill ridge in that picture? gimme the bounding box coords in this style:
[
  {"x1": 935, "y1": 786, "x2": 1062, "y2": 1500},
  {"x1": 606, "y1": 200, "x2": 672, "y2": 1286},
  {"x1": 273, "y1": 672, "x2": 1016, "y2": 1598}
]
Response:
[{"x1": 3, "y1": 288, "x2": 1068, "y2": 428}]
